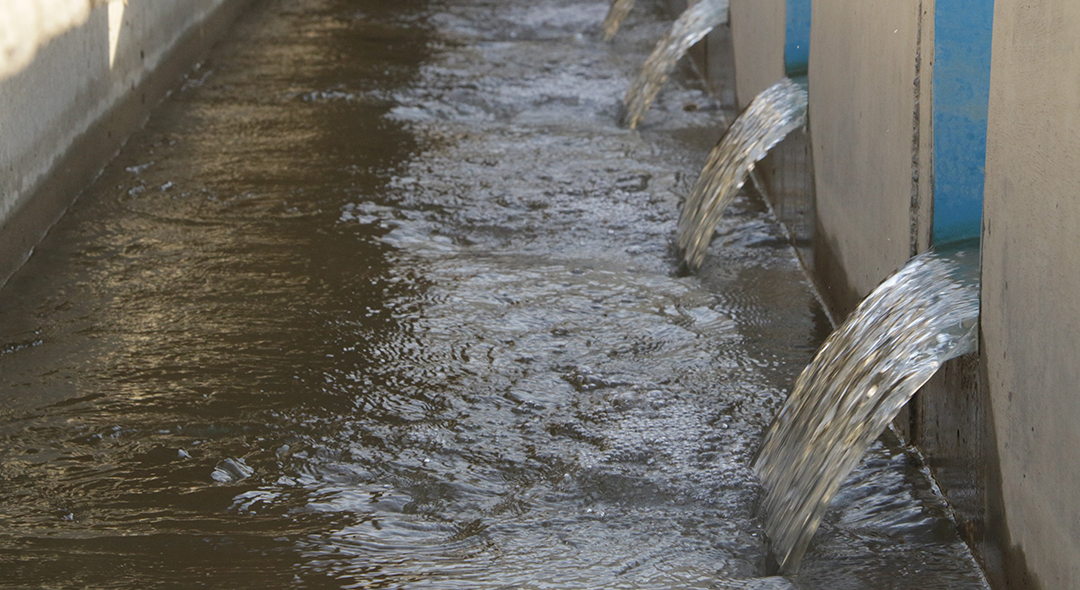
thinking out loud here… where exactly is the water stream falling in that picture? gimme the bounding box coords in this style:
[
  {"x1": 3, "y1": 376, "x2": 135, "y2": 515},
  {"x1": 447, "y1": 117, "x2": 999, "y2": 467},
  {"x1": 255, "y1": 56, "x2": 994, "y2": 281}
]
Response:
[
  {"x1": 753, "y1": 248, "x2": 981, "y2": 573},
  {"x1": 601, "y1": 0, "x2": 635, "y2": 41},
  {"x1": 676, "y1": 78, "x2": 808, "y2": 270},
  {"x1": 621, "y1": 0, "x2": 729, "y2": 129}
]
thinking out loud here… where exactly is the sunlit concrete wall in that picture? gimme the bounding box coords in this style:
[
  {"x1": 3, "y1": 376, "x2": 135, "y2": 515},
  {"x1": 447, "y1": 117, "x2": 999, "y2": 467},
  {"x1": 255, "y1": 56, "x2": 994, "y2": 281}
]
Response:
[
  {"x1": 806, "y1": 0, "x2": 933, "y2": 315},
  {"x1": 0, "y1": 0, "x2": 246, "y2": 284},
  {"x1": 979, "y1": 0, "x2": 1080, "y2": 587}
]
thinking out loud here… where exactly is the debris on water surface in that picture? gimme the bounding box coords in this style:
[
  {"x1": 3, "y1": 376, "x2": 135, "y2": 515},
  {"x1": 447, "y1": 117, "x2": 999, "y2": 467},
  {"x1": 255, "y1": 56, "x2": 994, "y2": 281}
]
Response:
[{"x1": 212, "y1": 458, "x2": 255, "y2": 484}]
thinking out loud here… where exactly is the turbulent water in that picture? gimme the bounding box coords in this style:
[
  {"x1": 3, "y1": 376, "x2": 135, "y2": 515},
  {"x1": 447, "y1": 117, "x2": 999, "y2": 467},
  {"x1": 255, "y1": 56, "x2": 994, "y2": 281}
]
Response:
[
  {"x1": 601, "y1": 0, "x2": 636, "y2": 41},
  {"x1": 621, "y1": 0, "x2": 729, "y2": 129},
  {"x1": 677, "y1": 78, "x2": 808, "y2": 270},
  {"x1": 0, "y1": 0, "x2": 990, "y2": 588},
  {"x1": 754, "y1": 249, "x2": 981, "y2": 573}
]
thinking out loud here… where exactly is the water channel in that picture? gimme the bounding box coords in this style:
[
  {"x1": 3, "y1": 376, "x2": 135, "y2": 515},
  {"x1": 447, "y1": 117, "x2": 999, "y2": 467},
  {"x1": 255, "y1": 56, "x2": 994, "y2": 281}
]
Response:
[{"x1": 0, "y1": 0, "x2": 989, "y2": 587}]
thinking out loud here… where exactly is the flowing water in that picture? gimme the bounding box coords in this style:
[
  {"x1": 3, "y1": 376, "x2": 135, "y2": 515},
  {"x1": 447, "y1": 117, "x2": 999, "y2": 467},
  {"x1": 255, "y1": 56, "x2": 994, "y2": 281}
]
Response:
[
  {"x1": 754, "y1": 248, "x2": 981, "y2": 573},
  {"x1": 601, "y1": 0, "x2": 636, "y2": 41},
  {"x1": 677, "y1": 78, "x2": 808, "y2": 270},
  {"x1": 0, "y1": 0, "x2": 988, "y2": 588},
  {"x1": 621, "y1": 0, "x2": 730, "y2": 129}
]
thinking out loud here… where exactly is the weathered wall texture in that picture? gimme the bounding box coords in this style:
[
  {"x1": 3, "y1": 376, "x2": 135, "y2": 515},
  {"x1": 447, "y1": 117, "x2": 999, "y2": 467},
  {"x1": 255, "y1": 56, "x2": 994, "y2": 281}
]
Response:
[
  {"x1": 980, "y1": 0, "x2": 1080, "y2": 587},
  {"x1": 703, "y1": 0, "x2": 1077, "y2": 587},
  {"x1": 806, "y1": 0, "x2": 931, "y2": 315},
  {"x1": 0, "y1": 0, "x2": 247, "y2": 285},
  {"x1": 729, "y1": 0, "x2": 785, "y2": 109}
]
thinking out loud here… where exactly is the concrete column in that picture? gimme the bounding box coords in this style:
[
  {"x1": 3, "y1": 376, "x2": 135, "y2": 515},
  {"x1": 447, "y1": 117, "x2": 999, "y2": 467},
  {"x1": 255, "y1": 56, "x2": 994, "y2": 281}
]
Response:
[
  {"x1": 729, "y1": 0, "x2": 785, "y2": 109},
  {"x1": 806, "y1": 0, "x2": 932, "y2": 314},
  {"x1": 981, "y1": 0, "x2": 1080, "y2": 587}
]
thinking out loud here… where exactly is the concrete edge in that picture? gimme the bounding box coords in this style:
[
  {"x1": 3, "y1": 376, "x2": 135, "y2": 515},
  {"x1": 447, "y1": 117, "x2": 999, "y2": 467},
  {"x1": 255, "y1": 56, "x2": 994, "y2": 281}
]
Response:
[{"x1": 0, "y1": 0, "x2": 255, "y2": 289}]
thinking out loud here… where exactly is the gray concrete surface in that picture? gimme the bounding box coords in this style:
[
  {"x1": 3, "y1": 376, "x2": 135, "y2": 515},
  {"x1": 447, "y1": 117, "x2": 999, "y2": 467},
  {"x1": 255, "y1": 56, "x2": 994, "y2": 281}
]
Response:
[
  {"x1": 806, "y1": 0, "x2": 932, "y2": 315},
  {"x1": 980, "y1": 0, "x2": 1080, "y2": 587},
  {"x1": 728, "y1": 0, "x2": 784, "y2": 110}
]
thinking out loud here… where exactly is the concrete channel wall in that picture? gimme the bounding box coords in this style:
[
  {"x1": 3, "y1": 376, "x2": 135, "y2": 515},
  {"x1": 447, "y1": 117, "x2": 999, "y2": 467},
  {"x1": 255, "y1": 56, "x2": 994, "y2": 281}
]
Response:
[
  {"x1": 979, "y1": 0, "x2": 1080, "y2": 587},
  {"x1": 0, "y1": 0, "x2": 248, "y2": 286},
  {"x1": 729, "y1": 0, "x2": 784, "y2": 109},
  {"x1": 6, "y1": 0, "x2": 1078, "y2": 587},
  {"x1": 707, "y1": 0, "x2": 1079, "y2": 588},
  {"x1": 806, "y1": 0, "x2": 932, "y2": 314}
]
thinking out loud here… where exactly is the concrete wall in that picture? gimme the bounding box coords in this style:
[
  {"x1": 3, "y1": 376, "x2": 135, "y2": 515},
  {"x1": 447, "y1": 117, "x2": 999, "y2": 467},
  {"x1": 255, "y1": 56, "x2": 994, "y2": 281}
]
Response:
[
  {"x1": 807, "y1": 0, "x2": 933, "y2": 315},
  {"x1": 0, "y1": 0, "x2": 249, "y2": 286},
  {"x1": 979, "y1": 0, "x2": 1080, "y2": 586},
  {"x1": 701, "y1": 18, "x2": 738, "y2": 110},
  {"x1": 694, "y1": 0, "x2": 1080, "y2": 587},
  {"x1": 806, "y1": 0, "x2": 1080, "y2": 586},
  {"x1": 729, "y1": 0, "x2": 785, "y2": 109}
]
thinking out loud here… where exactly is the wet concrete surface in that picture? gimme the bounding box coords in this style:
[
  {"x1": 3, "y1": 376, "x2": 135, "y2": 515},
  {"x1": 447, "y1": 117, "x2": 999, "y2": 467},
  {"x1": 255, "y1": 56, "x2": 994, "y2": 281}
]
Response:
[{"x1": 0, "y1": 0, "x2": 988, "y2": 587}]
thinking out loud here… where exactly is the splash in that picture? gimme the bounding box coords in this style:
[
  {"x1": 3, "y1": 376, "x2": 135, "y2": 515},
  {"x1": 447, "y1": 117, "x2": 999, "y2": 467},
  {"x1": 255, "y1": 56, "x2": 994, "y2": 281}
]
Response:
[
  {"x1": 621, "y1": 0, "x2": 729, "y2": 129},
  {"x1": 601, "y1": 0, "x2": 635, "y2": 41},
  {"x1": 675, "y1": 78, "x2": 807, "y2": 270},
  {"x1": 753, "y1": 249, "x2": 980, "y2": 573}
]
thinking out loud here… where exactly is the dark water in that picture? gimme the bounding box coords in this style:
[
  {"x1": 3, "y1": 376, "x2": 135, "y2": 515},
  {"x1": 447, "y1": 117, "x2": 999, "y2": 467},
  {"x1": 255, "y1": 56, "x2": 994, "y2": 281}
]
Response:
[{"x1": 0, "y1": 0, "x2": 987, "y2": 588}]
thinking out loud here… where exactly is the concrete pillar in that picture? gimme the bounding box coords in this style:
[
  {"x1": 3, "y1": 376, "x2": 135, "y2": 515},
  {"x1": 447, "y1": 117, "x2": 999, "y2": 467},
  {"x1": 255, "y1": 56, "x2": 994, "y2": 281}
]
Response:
[
  {"x1": 980, "y1": 0, "x2": 1080, "y2": 586},
  {"x1": 729, "y1": 0, "x2": 785, "y2": 109},
  {"x1": 806, "y1": 0, "x2": 933, "y2": 314},
  {"x1": 728, "y1": 0, "x2": 809, "y2": 109}
]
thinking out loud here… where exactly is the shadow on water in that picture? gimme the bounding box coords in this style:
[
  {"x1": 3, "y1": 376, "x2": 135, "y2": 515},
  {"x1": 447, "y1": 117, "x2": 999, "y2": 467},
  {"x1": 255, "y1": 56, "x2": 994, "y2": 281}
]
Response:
[
  {"x1": 0, "y1": 0, "x2": 989, "y2": 588},
  {"x1": 0, "y1": 0, "x2": 433, "y2": 586}
]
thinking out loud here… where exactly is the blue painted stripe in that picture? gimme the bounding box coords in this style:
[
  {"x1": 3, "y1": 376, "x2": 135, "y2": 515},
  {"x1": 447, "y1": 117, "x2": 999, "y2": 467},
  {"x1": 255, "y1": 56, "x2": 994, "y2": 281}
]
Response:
[
  {"x1": 784, "y1": 0, "x2": 811, "y2": 76},
  {"x1": 932, "y1": 0, "x2": 994, "y2": 245}
]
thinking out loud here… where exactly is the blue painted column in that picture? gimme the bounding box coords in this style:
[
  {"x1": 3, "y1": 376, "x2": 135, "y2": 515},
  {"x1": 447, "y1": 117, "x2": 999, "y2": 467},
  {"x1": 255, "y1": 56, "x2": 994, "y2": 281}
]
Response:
[
  {"x1": 785, "y1": 0, "x2": 811, "y2": 77},
  {"x1": 932, "y1": 0, "x2": 994, "y2": 245}
]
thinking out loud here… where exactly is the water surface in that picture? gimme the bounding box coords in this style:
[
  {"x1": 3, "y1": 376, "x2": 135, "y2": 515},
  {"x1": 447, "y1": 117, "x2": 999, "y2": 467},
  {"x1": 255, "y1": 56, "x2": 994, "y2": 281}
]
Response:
[{"x1": 0, "y1": 0, "x2": 986, "y2": 588}]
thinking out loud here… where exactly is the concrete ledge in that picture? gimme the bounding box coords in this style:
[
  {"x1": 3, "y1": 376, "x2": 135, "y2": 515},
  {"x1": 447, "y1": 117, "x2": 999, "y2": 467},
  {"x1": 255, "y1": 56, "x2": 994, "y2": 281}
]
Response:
[{"x1": 0, "y1": 0, "x2": 252, "y2": 287}]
